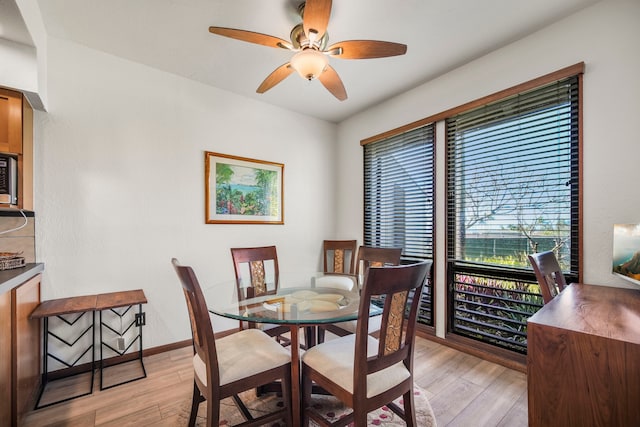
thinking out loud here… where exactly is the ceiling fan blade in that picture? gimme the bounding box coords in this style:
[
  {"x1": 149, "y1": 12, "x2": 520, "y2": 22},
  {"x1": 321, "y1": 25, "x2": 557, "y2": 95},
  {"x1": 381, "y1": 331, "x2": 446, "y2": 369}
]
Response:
[
  {"x1": 256, "y1": 63, "x2": 295, "y2": 93},
  {"x1": 326, "y1": 40, "x2": 407, "y2": 59},
  {"x1": 303, "y1": 0, "x2": 332, "y2": 40},
  {"x1": 209, "y1": 27, "x2": 293, "y2": 50},
  {"x1": 318, "y1": 65, "x2": 347, "y2": 101}
]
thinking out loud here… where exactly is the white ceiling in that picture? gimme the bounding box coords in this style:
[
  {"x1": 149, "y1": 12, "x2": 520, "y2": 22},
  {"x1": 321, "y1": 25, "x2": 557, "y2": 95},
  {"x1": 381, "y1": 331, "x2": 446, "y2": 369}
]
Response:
[{"x1": 6, "y1": 0, "x2": 599, "y2": 122}]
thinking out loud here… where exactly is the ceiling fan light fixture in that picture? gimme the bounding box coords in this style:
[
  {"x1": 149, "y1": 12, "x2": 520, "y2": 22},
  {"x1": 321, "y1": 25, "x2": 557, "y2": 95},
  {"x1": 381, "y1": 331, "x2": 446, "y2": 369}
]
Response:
[
  {"x1": 290, "y1": 48, "x2": 328, "y2": 81},
  {"x1": 208, "y1": 0, "x2": 406, "y2": 100}
]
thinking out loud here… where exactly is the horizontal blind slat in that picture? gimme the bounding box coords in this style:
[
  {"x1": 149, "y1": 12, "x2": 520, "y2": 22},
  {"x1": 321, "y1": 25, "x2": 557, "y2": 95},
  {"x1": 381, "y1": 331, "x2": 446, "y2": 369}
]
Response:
[
  {"x1": 364, "y1": 123, "x2": 435, "y2": 260},
  {"x1": 446, "y1": 76, "x2": 579, "y2": 272}
]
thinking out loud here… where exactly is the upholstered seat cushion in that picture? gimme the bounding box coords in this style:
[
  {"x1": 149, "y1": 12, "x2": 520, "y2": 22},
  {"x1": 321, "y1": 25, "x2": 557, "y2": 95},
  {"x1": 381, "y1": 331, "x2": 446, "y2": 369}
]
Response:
[
  {"x1": 193, "y1": 328, "x2": 290, "y2": 387},
  {"x1": 302, "y1": 334, "x2": 410, "y2": 398},
  {"x1": 336, "y1": 314, "x2": 382, "y2": 334}
]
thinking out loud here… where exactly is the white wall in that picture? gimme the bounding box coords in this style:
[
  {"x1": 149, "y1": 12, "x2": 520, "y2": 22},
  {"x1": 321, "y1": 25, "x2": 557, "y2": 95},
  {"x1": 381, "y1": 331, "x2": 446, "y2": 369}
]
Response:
[
  {"x1": 336, "y1": 0, "x2": 640, "y2": 335},
  {"x1": 3, "y1": 0, "x2": 49, "y2": 109},
  {"x1": 32, "y1": 36, "x2": 337, "y2": 348},
  {"x1": 0, "y1": 38, "x2": 37, "y2": 93}
]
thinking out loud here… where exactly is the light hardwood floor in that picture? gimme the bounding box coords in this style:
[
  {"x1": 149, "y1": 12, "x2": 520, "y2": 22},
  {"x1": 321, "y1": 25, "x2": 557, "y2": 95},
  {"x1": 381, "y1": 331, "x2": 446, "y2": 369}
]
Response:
[{"x1": 22, "y1": 336, "x2": 527, "y2": 426}]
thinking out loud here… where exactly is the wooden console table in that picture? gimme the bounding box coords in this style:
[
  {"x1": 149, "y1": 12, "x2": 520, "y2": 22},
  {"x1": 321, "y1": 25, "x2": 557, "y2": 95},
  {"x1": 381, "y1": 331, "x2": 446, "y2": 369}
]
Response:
[
  {"x1": 30, "y1": 289, "x2": 147, "y2": 408},
  {"x1": 527, "y1": 283, "x2": 640, "y2": 426},
  {"x1": 30, "y1": 294, "x2": 97, "y2": 407},
  {"x1": 96, "y1": 290, "x2": 147, "y2": 390}
]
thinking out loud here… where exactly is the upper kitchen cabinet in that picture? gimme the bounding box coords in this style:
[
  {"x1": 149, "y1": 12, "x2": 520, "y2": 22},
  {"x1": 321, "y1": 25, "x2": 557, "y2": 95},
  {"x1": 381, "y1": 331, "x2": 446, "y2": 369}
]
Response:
[
  {"x1": 0, "y1": 88, "x2": 23, "y2": 154},
  {"x1": 0, "y1": 88, "x2": 33, "y2": 210}
]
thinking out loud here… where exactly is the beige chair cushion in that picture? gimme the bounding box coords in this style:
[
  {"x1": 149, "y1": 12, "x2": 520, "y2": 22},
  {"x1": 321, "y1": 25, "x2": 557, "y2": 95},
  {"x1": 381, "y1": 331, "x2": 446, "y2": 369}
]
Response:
[
  {"x1": 193, "y1": 328, "x2": 290, "y2": 387},
  {"x1": 337, "y1": 314, "x2": 382, "y2": 334},
  {"x1": 314, "y1": 275, "x2": 356, "y2": 291},
  {"x1": 302, "y1": 334, "x2": 410, "y2": 398}
]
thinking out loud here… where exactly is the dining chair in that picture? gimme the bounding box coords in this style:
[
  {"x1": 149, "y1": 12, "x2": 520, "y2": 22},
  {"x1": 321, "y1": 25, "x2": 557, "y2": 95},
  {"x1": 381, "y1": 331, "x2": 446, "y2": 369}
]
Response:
[
  {"x1": 528, "y1": 250, "x2": 569, "y2": 304},
  {"x1": 316, "y1": 240, "x2": 358, "y2": 291},
  {"x1": 230, "y1": 246, "x2": 291, "y2": 345},
  {"x1": 307, "y1": 240, "x2": 358, "y2": 346},
  {"x1": 323, "y1": 240, "x2": 358, "y2": 275},
  {"x1": 171, "y1": 258, "x2": 293, "y2": 427},
  {"x1": 301, "y1": 260, "x2": 432, "y2": 427},
  {"x1": 319, "y1": 246, "x2": 403, "y2": 342},
  {"x1": 355, "y1": 246, "x2": 404, "y2": 286}
]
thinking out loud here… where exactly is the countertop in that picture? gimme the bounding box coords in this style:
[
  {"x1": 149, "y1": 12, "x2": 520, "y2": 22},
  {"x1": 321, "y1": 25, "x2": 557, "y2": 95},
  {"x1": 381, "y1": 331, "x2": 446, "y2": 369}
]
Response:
[{"x1": 0, "y1": 263, "x2": 44, "y2": 295}]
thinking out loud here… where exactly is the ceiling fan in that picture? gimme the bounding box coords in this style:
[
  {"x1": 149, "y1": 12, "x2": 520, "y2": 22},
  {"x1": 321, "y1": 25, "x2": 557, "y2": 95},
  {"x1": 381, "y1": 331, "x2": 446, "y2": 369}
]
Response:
[{"x1": 208, "y1": 0, "x2": 407, "y2": 101}]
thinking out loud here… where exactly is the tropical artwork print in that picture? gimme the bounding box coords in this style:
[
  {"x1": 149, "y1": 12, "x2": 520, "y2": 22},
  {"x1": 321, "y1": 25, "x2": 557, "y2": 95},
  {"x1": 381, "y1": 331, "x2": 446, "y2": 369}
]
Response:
[
  {"x1": 215, "y1": 162, "x2": 278, "y2": 217},
  {"x1": 612, "y1": 224, "x2": 640, "y2": 285},
  {"x1": 205, "y1": 152, "x2": 283, "y2": 224}
]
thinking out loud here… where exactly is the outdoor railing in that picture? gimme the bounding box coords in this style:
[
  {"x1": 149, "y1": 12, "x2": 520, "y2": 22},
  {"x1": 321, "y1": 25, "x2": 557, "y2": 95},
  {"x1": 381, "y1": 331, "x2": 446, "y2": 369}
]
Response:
[{"x1": 448, "y1": 262, "x2": 547, "y2": 354}]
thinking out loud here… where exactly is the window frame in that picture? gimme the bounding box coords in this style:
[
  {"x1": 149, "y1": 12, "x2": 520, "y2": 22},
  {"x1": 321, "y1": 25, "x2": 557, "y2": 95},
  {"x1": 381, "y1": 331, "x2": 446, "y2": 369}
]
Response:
[{"x1": 444, "y1": 64, "x2": 583, "y2": 354}]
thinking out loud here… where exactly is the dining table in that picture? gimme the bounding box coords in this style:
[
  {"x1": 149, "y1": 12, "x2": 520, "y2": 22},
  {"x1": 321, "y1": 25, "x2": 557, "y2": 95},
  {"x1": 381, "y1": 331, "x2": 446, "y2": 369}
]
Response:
[{"x1": 201, "y1": 271, "x2": 381, "y2": 426}]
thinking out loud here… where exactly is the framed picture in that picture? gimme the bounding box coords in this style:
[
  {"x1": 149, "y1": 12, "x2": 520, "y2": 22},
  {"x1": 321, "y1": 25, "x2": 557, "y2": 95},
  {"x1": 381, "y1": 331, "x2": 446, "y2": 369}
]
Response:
[
  {"x1": 205, "y1": 152, "x2": 284, "y2": 224},
  {"x1": 612, "y1": 224, "x2": 640, "y2": 286}
]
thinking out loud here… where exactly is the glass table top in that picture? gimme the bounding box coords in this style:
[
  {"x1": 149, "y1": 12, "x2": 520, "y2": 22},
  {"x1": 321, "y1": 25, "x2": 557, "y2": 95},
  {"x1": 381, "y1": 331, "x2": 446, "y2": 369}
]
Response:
[{"x1": 202, "y1": 272, "x2": 381, "y2": 325}]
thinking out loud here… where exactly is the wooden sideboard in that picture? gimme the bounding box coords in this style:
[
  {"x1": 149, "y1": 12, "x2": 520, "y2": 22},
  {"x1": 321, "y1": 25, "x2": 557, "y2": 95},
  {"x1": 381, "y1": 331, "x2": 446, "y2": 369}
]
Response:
[{"x1": 527, "y1": 283, "x2": 640, "y2": 426}]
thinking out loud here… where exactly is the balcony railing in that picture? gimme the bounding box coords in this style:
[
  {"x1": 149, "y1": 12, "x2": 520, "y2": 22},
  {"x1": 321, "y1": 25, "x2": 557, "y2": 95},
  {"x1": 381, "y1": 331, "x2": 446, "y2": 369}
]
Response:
[
  {"x1": 417, "y1": 282, "x2": 433, "y2": 326},
  {"x1": 448, "y1": 262, "x2": 545, "y2": 354}
]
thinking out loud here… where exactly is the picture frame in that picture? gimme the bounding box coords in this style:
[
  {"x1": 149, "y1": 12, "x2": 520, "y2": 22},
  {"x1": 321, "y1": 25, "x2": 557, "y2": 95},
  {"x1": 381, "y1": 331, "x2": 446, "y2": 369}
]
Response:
[
  {"x1": 612, "y1": 223, "x2": 640, "y2": 286},
  {"x1": 205, "y1": 151, "x2": 284, "y2": 224}
]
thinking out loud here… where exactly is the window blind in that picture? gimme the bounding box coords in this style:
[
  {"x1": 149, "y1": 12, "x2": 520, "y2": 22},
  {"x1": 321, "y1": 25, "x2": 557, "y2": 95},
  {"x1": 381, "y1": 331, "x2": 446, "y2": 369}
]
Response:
[
  {"x1": 363, "y1": 124, "x2": 435, "y2": 261},
  {"x1": 446, "y1": 76, "x2": 579, "y2": 273}
]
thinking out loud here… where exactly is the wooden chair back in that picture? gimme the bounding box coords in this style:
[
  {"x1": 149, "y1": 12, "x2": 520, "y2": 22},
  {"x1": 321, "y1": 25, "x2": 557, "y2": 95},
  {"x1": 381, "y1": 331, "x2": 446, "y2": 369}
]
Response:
[
  {"x1": 230, "y1": 246, "x2": 280, "y2": 300},
  {"x1": 355, "y1": 246, "x2": 402, "y2": 286},
  {"x1": 323, "y1": 240, "x2": 357, "y2": 274},
  {"x1": 356, "y1": 261, "x2": 431, "y2": 378},
  {"x1": 528, "y1": 251, "x2": 568, "y2": 304},
  {"x1": 171, "y1": 258, "x2": 220, "y2": 391},
  {"x1": 230, "y1": 246, "x2": 290, "y2": 342}
]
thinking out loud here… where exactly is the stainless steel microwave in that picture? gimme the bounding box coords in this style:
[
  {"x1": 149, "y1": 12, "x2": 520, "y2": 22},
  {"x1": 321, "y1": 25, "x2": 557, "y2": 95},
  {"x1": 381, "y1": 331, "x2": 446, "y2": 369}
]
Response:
[{"x1": 0, "y1": 155, "x2": 17, "y2": 205}]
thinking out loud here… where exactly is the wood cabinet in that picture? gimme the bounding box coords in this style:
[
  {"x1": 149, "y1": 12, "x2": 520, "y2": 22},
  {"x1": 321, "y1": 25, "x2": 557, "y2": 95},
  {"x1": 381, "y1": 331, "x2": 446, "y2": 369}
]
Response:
[
  {"x1": 0, "y1": 269, "x2": 42, "y2": 426},
  {"x1": 13, "y1": 275, "x2": 41, "y2": 425},
  {"x1": 0, "y1": 290, "x2": 12, "y2": 423},
  {"x1": 527, "y1": 283, "x2": 640, "y2": 427},
  {"x1": 0, "y1": 88, "x2": 33, "y2": 210},
  {"x1": 0, "y1": 89, "x2": 23, "y2": 154}
]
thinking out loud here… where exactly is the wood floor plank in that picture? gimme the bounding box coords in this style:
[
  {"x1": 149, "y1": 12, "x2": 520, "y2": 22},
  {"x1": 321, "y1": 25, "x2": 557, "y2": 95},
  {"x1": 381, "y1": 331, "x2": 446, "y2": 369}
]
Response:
[
  {"x1": 413, "y1": 341, "x2": 461, "y2": 384},
  {"x1": 96, "y1": 405, "x2": 162, "y2": 427},
  {"x1": 416, "y1": 348, "x2": 480, "y2": 395},
  {"x1": 93, "y1": 396, "x2": 153, "y2": 425},
  {"x1": 496, "y1": 390, "x2": 528, "y2": 427},
  {"x1": 445, "y1": 368, "x2": 527, "y2": 427},
  {"x1": 41, "y1": 411, "x2": 96, "y2": 427},
  {"x1": 460, "y1": 359, "x2": 508, "y2": 388},
  {"x1": 427, "y1": 377, "x2": 485, "y2": 426},
  {"x1": 23, "y1": 409, "x2": 96, "y2": 427},
  {"x1": 158, "y1": 397, "x2": 191, "y2": 420}
]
